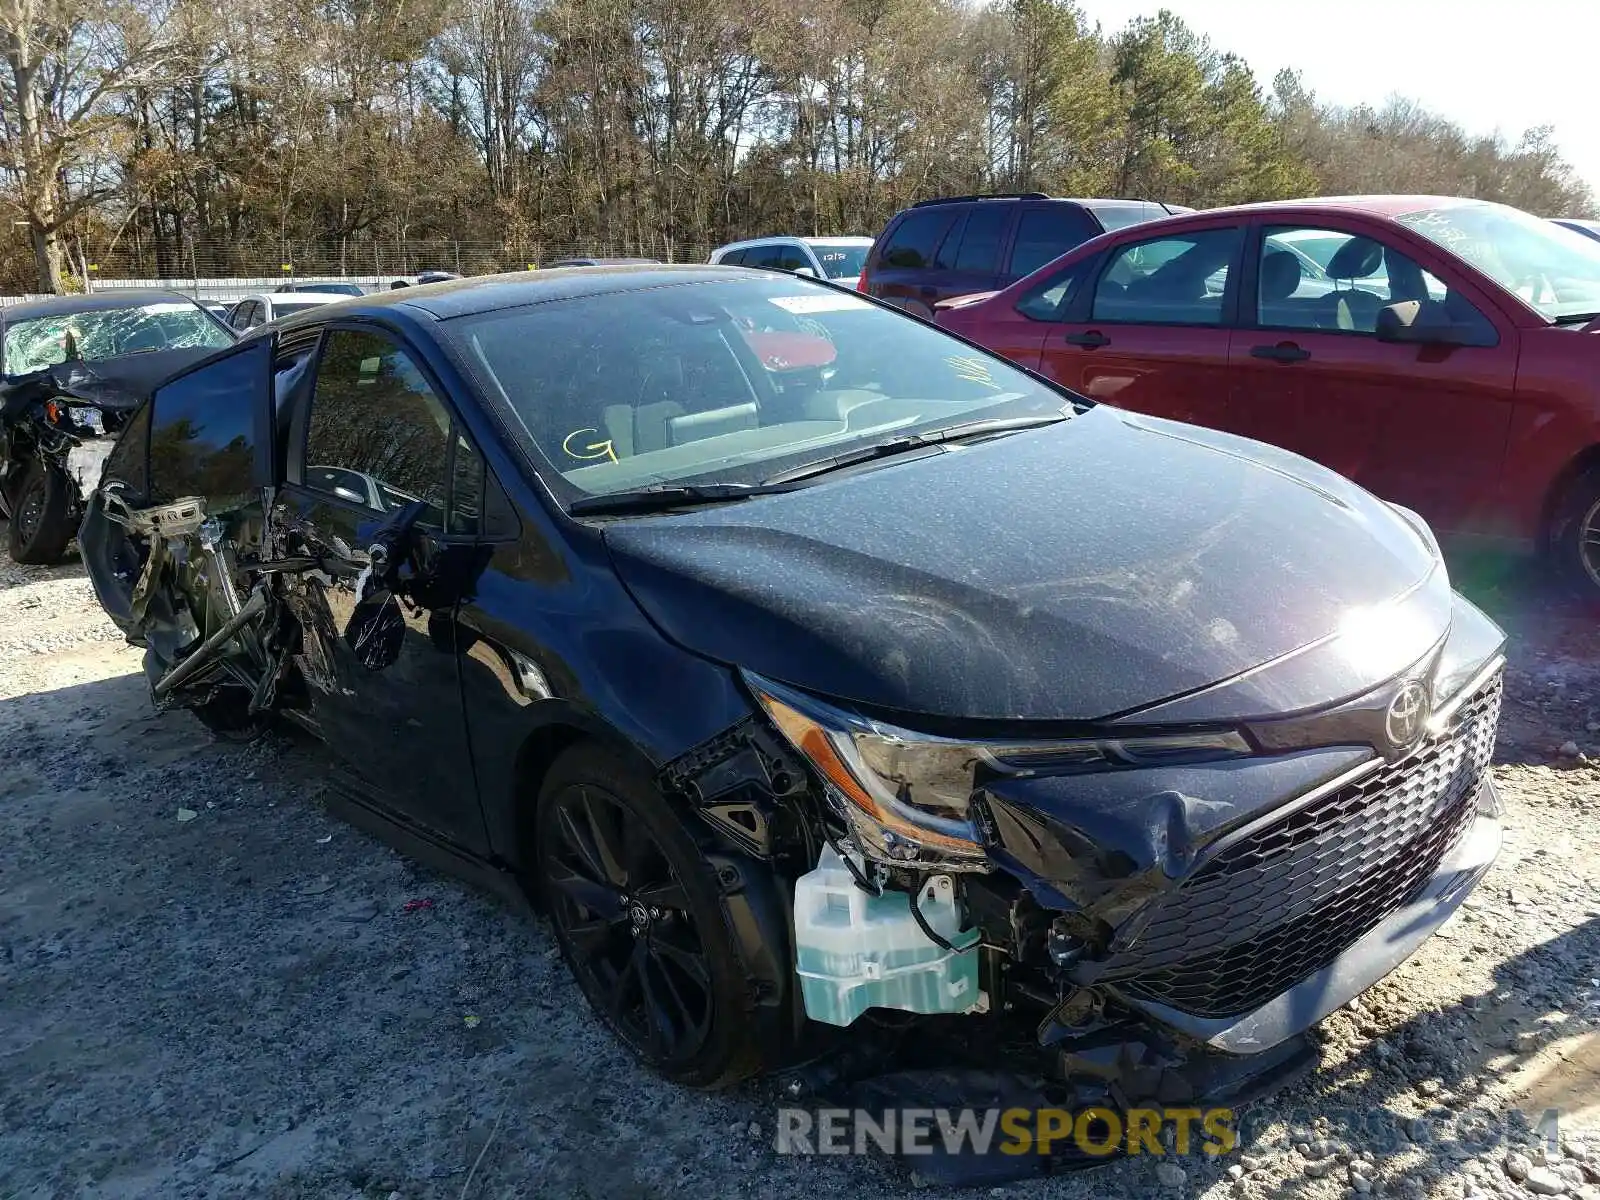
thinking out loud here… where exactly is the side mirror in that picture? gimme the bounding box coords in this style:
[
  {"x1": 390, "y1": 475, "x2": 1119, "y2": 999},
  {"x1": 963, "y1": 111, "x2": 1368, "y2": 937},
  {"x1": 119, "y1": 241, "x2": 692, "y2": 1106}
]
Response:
[
  {"x1": 1375, "y1": 300, "x2": 1476, "y2": 346},
  {"x1": 792, "y1": 266, "x2": 817, "y2": 278}
]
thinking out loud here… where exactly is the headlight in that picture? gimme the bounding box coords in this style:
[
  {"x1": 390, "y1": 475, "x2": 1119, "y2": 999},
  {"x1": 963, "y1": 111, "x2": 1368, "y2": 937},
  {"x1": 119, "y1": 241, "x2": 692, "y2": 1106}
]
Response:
[{"x1": 745, "y1": 672, "x2": 1250, "y2": 871}]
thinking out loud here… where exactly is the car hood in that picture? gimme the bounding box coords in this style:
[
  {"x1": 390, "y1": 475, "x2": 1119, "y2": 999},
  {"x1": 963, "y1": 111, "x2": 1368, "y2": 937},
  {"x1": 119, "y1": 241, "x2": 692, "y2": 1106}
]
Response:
[
  {"x1": 603, "y1": 406, "x2": 1448, "y2": 724},
  {"x1": 0, "y1": 347, "x2": 218, "y2": 417}
]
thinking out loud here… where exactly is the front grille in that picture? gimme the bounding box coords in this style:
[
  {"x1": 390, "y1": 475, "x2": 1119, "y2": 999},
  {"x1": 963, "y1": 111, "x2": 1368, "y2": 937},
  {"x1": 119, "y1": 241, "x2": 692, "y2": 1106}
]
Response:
[{"x1": 1106, "y1": 669, "x2": 1502, "y2": 1020}]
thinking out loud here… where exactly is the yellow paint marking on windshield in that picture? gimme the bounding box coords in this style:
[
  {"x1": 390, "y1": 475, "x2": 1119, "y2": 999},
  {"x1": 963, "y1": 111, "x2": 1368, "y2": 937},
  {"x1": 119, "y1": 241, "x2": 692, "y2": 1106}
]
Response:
[
  {"x1": 946, "y1": 355, "x2": 1002, "y2": 390},
  {"x1": 562, "y1": 428, "x2": 619, "y2": 464}
]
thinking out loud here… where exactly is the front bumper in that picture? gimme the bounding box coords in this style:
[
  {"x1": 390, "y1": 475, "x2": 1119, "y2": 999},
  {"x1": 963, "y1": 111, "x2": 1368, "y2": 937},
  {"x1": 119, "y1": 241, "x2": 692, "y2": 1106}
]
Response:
[{"x1": 1121, "y1": 780, "x2": 1501, "y2": 1053}]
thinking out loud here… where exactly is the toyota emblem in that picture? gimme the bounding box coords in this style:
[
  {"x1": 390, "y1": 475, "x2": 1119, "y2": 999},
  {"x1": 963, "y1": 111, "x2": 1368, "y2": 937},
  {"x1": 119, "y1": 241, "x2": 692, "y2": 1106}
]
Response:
[{"x1": 1385, "y1": 679, "x2": 1430, "y2": 748}]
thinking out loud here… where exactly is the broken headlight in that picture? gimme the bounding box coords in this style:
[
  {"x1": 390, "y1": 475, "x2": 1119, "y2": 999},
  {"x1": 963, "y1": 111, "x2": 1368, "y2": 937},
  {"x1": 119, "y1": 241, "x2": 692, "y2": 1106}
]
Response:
[{"x1": 745, "y1": 672, "x2": 1250, "y2": 871}]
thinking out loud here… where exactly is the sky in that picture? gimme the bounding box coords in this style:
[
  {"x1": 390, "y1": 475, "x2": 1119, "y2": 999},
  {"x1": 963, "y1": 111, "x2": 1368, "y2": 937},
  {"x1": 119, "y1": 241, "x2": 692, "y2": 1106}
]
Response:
[{"x1": 1073, "y1": 0, "x2": 1600, "y2": 202}]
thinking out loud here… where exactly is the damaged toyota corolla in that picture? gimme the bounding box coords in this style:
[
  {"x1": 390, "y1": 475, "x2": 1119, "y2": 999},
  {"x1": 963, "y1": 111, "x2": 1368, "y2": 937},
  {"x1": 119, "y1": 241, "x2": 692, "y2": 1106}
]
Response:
[{"x1": 79, "y1": 267, "x2": 1504, "y2": 1130}]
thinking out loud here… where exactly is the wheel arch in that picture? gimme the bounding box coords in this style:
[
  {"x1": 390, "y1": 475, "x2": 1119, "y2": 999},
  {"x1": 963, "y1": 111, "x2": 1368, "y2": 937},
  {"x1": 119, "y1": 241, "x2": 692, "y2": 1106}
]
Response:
[
  {"x1": 507, "y1": 705, "x2": 663, "y2": 881},
  {"x1": 1539, "y1": 441, "x2": 1600, "y2": 548}
]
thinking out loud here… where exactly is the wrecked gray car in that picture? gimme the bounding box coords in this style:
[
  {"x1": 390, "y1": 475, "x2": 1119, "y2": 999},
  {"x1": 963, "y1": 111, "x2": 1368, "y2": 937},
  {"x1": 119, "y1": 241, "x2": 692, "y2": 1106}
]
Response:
[{"x1": 0, "y1": 291, "x2": 234, "y2": 563}]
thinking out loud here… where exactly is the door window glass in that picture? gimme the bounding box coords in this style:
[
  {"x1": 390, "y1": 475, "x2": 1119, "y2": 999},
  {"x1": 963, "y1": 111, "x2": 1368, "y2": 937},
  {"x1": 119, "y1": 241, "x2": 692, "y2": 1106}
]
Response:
[
  {"x1": 1091, "y1": 229, "x2": 1241, "y2": 325},
  {"x1": 1007, "y1": 206, "x2": 1100, "y2": 276},
  {"x1": 148, "y1": 340, "x2": 270, "y2": 507},
  {"x1": 302, "y1": 330, "x2": 451, "y2": 527},
  {"x1": 937, "y1": 207, "x2": 1009, "y2": 274},
  {"x1": 742, "y1": 244, "x2": 783, "y2": 269},
  {"x1": 1257, "y1": 225, "x2": 1495, "y2": 338},
  {"x1": 770, "y1": 245, "x2": 810, "y2": 273},
  {"x1": 879, "y1": 210, "x2": 954, "y2": 269}
]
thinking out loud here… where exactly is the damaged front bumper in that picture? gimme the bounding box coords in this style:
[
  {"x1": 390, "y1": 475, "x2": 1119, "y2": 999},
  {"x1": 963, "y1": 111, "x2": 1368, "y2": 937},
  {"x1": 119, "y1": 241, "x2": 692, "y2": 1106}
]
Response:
[
  {"x1": 661, "y1": 625, "x2": 1506, "y2": 1119},
  {"x1": 1116, "y1": 790, "x2": 1500, "y2": 1056}
]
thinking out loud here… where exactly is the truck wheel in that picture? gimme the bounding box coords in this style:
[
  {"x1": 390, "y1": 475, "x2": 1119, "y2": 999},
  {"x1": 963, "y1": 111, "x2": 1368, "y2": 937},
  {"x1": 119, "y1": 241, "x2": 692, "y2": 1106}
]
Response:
[
  {"x1": 534, "y1": 743, "x2": 766, "y2": 1088},
  {"x1": 1549, "y1": 468, "x2": 1600, "y2": 601},
  {"x1": 6, "y1": 460, "x2": 74, "y2": 565}
]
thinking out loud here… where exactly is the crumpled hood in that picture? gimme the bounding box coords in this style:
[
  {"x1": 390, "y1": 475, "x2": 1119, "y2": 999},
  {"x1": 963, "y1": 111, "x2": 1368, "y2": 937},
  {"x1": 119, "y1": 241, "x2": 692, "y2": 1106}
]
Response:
[
  {"x1": 0, "y1": 348, "x2": 216, "y2": 420},
  {"x1": 603, "y1": 407, "x2": 1447, "y2": 724}
]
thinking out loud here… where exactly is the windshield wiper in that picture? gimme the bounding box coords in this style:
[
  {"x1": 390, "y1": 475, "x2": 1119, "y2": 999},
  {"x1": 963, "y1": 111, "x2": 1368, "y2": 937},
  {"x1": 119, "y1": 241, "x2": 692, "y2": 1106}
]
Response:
[
  {"x1": 567, "y1": 481, "x2": 797, "y2": 516},
  {"x1": 761, "y1": 413, "x2": 1072, "y2": 486}
]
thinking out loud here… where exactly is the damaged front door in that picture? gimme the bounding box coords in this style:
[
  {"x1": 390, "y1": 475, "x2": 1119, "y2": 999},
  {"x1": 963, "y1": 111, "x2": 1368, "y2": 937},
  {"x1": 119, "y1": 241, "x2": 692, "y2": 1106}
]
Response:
[{"x1": 276, "y1": 326, "x2": 491, "y2": 854}]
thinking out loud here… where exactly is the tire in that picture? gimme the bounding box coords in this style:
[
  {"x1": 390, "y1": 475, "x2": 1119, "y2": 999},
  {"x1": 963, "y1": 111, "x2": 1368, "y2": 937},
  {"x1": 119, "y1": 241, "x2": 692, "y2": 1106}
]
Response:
[
  {"x1": 1547, "y1": 469, "x2": 1600, "y2": 601},
  {"x1": 6, "y1": 459, "x2": 74, "y2": 565},
  {"x1": 534, "y1": 743, "x2": 765, "y2": 1088}
]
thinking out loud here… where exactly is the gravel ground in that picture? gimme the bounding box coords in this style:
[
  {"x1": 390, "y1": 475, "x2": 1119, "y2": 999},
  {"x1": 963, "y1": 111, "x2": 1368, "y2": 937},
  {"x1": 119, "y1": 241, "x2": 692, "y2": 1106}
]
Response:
[{"x1": 1, "y1": 547, "x2": 1597, "y2": 1200}]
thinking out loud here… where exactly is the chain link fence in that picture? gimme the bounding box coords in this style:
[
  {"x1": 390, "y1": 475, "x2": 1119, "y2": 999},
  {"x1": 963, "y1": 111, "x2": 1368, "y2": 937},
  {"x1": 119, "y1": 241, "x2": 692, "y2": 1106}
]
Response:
[{"x1": 2, "y1": 237, "x2": 718, "y2": 305}]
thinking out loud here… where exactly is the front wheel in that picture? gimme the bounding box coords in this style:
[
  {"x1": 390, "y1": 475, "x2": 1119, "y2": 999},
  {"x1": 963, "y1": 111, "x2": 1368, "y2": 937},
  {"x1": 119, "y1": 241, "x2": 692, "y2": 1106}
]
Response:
[
  {"x1": 6, "y1": 459, "x2": 75, "y2": 565},
  {"x1": 534, "y1": 744, "x2": 766, "y2": 1088}
]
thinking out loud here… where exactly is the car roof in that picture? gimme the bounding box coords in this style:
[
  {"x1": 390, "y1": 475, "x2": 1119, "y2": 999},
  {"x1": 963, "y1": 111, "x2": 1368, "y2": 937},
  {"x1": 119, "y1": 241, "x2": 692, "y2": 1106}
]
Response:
[
  {"x1": 0, "y1": 289, "x2": 201, "y2": 321},
  {"x1": 1187, "y1": 194, "x2": 1488, "y2": 221},
  {"x1": 271, "y1": 292, "x2": 354, "y2": 302},
  {"x1": 272, "y1": 265, "x2": 767, "y2": 326}
]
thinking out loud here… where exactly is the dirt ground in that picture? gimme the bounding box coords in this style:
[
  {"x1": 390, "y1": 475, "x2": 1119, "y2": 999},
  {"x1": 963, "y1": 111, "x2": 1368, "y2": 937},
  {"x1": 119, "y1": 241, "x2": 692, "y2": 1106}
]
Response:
[{"x1": 1, "y1": 546, "x2": 1598, "y2": 1200}]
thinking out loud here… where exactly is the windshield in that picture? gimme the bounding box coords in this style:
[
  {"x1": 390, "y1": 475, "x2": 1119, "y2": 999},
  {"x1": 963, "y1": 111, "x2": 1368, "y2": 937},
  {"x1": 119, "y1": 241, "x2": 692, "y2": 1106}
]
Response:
[
  {"x1": 450, "y1": 275, "x2": 1073, "y2": 503},
  {"x1": 1398, "y1": 202, "x2": 1600, "y2": 320},
  {"x1": 805, "y1": 242, "x2": 870, "y2": 278},
  {"x1": 1090, "y1": 202, "x2": 1182, "y2": 232},
  {"x1": 3, "y1": 301, "x2": 233, "y2": 375}
]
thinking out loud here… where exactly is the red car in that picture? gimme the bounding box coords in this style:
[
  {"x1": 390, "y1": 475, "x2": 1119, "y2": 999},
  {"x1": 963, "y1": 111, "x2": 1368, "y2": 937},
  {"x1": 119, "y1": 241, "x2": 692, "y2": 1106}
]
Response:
[{"x1": 935, "y1": 196, "x2": 1600, "y2": 596}]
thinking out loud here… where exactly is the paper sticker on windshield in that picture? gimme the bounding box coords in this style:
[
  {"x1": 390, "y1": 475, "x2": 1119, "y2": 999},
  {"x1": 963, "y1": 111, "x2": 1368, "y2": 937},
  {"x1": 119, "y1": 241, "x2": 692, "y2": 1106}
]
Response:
[
  {"x1": 767, "y1": 294, "x2": 870, "y2": 314},
  {"x1": 946, "y1": 355, "x2": 1002, "y2": 391}
]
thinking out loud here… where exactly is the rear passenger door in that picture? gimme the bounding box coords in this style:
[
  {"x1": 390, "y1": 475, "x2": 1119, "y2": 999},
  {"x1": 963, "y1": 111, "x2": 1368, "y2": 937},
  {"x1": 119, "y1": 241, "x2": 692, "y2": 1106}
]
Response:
[
  {"x1": 1039, "y1": 224, "x2": 1243, "y2": 430},
  {"x1": 929, "y1": 204, "x2": 1014, "y2": 299}
]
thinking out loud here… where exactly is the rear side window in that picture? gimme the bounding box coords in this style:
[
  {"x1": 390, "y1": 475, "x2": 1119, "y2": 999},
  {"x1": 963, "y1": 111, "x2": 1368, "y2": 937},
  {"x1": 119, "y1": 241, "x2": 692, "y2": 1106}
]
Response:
[
  {"x1": 935, "y1": 207, "x2": 1009, "y2": 273},
  {"x1": 879, "y1": 210, "x2": 954, "y2": 269},
  {"x1": 147, "y1": 340, "x2": 270, "y2": 507},
  {"x1": 1007, "y1": 206, "x2": 1100, "y2": 276},
  {"x1": 952, "y1": 206, "x2": 1009, "y2": 272},
  {"x1": 302, "y1": 329, "x2": 453, "y2": 528},
  {"x1": 720, "y1": 249, "x2": 747, "y2": 266}
]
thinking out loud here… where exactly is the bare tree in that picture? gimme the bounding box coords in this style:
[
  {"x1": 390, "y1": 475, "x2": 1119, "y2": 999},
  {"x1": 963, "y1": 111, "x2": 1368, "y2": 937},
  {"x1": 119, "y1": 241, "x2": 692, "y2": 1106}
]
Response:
[{"x1": 0, "y1": 0, "x2": 184, "y2": 289}]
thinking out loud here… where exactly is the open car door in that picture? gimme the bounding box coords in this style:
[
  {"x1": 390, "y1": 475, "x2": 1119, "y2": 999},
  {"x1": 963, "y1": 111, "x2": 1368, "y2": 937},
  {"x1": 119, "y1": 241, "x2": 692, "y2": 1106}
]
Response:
[
  {"x1": 80, "y1": 327, "x2": 494, "y2": 856},
  {"x1": 80, "y1": 336, "x2": 291, "y2": 735}
]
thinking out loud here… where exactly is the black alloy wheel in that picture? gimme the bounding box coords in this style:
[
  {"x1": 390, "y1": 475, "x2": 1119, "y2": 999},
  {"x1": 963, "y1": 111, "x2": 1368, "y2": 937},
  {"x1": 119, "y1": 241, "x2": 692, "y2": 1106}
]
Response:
[{"x1": 535, "y1": 744, "x2": 763, "y2": 1087}]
